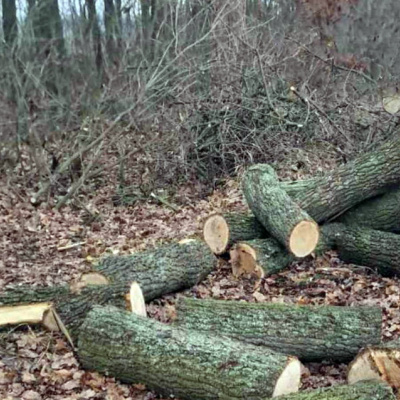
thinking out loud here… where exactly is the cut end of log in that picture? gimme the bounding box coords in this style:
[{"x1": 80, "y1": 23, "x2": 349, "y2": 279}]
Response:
[
  {"x1": 230, "y1": 243, "x2": 264, "y2": 279},
  {"x1": 79, "y1": 272, "x2": 109, "y2": 286},
  {"x1": 289, "y1": 220, "x2": 320, "y2": 257},
  {"x1": 348, "y1": 346, "x2": 400, "y2": 389},
  {"x1": 272, "y1": 357, "x2": 302, "y2": 397},
  {"x1": 126, "y1": 282, "x2": 147, "y2": 317},
  {"x1": 0, "y1": 303, "x2": 53, "y2": 327},
  {"x1": 203, "y1": 214, "x2": 230, "y2": 255}
]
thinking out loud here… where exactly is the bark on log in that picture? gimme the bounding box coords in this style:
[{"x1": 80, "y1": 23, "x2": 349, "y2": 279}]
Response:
[
  {"x1": 175, "y1": 298, "x2": 382, "y2": 362},
  {"x1": 242, "y1": 164, "x2": 319, "y2": 257},
  {"x1": 321, "y1": 223, "x2": 400, "y2": 276},
  {"x1": 348, "y1": 340, "x2": 400, "y2": 390},
  {"x1": 337, "y1": 185, "x2": 400, "y2": 231},
  {"x1": 230, "y1": 238, "x2": 293, "y2": 278},
  {"x1": 271, "y1": 381, "x2": 395, "y2": 400},
  {"x1": 203, "y1": 213, "x2": 267, "y2": 255},
  {"x1": 205, "y1": 183, "x2": 400, "y2": 254},
  {"x1": 281, "y1": 135, "x2": 400, "y2": 222},
  {"x1": 78, "y1": 306, "x2": 302, "y2": 400},
  {"x1": 93, "y1": 240, "x2": 216, "y2": 300},
  {"x1": 0, "y1": 283, "x2": 130, "y2": 339}
]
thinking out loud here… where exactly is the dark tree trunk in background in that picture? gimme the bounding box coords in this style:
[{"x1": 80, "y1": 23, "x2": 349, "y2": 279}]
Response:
[
  {"x1": 2, "y1": 0, "x2": 18, "y2": 45},
  {"x1": 104, "y1": 0, "x2": 116, "y2": 59},
  {"x1": 86, "y1": 0, "x2": 103, "y2": 73}
]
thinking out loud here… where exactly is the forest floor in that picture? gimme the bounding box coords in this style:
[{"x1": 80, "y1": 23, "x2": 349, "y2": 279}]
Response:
[{"x1": 1, "y1": 152, "x2": 400, "y2": 400}]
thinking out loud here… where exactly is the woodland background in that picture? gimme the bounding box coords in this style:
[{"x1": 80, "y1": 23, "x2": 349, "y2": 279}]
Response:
[{"x1": 2, "y1": 0, "x2": 400, "y2": 399}]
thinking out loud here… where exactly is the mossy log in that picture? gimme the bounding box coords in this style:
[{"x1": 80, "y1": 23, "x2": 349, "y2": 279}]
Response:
[
  {"x1": 78, "y1": 306, "x2": 302, "y2": 400},
  {"x1": 337, "y1": 185, "x2": 400, "y2": 231},
  {"x1": 348, "y1": 340, "x2": 400, "y2": 390},
  {"x1": 203, "y1": 213, "x2": 267, "y2": 255},
  {"x1": 230, "y1": 238, "x2": 293, "y2": 278},
  {"x1": 322, "y1": 223, "x2": 400, "y2": 276},
  {"x1": 281, "y1": 135, "x2": 400, "y2": 222},
  {"x1": 242, "y1": 164, "x2": 319, "y2": 257},
  {"x1": 0, "y1": 283, "x2": 130, "y2": 341},
  {"x1": 271, "y1": 381, "x2": 395, "y2": 400},
  {"x1": 91, "y1": 240, "x2": 216, "y2": 300},
  {"x1": 175, "y1": 298, "x2": 382, "y2": 362}
]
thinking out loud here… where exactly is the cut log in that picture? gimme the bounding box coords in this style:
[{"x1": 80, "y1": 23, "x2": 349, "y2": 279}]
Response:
[
  {"x1": 78, "y1": 305, "x2": 302, "y2": 399},
  {"x1": 0, "y1": 303, "x2": 53, "y2": 327},
  {"x1": 337, "y1": 185, "x2": 400, "y2": 231},
  {"x1": 205, "y1": 183, "x2": 400, "y2": 254},
  {"x1": 322, "y1": 223, "x2": 400, "y2": 276},
  {"x1": 0, "y1": 282, "x2": 131, "y2": 341},
  {"x1": 271, "y1": 381, "x2": 395, "y2": 400},
  {"x1": 348, "y1": 340, "x2": 400, "y2": 389},
  {"x1": 175, "y1": 298, "x2": 382, "y2": 362},
  {"x1": 230, "y1": 238, "x2": 293, "y2": 278},
  {"x1": 203, "y1": 213, "x2": 267, "y2": 254},
  {"x1": 91, "y1": 240, "x2": 216, "y2": 300},
  {"x1": 242, "y1": 164, "x2": 319, "y2": 257},
  {"x1": 281, "y1": 135, "x2": 400, "y2": 222}
]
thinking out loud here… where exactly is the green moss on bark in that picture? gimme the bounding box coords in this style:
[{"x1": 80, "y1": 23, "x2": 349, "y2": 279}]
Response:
[
  {"x1": 176, "y1": 298, "x2": 382, "y2": 362},
  {"x1": 78, "y1": 305, "x2": 300, "y2": 400}
]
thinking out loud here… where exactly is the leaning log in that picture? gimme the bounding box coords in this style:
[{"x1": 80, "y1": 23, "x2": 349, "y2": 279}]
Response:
[
  {"x1": 90, "y1": 240, "x2": 216, "y2": 300},
  {"x1": 175, "y1": 298, "x2": 382, "y2": 362},
  {"x1": 322, "y1": 223, "x2": 400, "y2": 276},
  {"x1": 348, "y1": 340, "x2": 400, "y2": 390},
  {"x1": 78, "y1": 305, "x2": 302, "y2": 400},
  {"x1": 281, "y1": 135, "x2": 400, "y2": 222},
  {"x1": 271, "y1": 381, "x2": 395, "y2": 400},
  {"x1": 242, "y1": 164, "x2": 319, "y2": 257}
]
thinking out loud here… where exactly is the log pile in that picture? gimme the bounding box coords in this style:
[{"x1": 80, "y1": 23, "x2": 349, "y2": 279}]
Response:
[{"x1": 4, "y1": 136, "x2": 400, "y2": 399}]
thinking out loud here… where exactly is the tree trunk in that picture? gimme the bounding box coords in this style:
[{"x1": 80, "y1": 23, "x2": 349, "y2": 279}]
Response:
[
  {"x1": 270, "y1": 381, "x2": 395, "y2": 400},
  {"x1": 78, "y1": 306, "x2": 302, "y2": 399},
  {"x1": 230, "y1": 238, "x2": 292, "y2": 278},
  {"x1": 337, "y1": 185, "x2": 400, "y2": 232},
  {"x1": 348, "y1": 340, "x2": 400, "y2": 391},
  {"x1": 86, "y1": 0, "x2": 103, "y2": 73},
  {"x1": 321, "y1": 223, "x2": 400, "y2": 276},
  {"x1": 92, "y1": 240, "x2": 216, "y2": 300},
  {"x1": 242, "y1": 164, "x2": 319, "y2": 257},
  {"x1": 0, "y1": 283, "x2": 130, "y2": 340},
  {"x1": 280, "y1": 135, "x2": 400, "y2": 222},
  {"x1": 203, "y1": 213, "x2": 267, "y2": 254},
  {"x1": 104, "y1": 0, "x2": 116, "y2": 58},
  {"x1": 175, "y1": 298, "x2": 382, "y2": 362},
  {"x1": 205, "y1": 183, "x2": 400, "y2": 254},
  {"x1": 2, "y1": 0, "x2": 18, "y2": 45}
]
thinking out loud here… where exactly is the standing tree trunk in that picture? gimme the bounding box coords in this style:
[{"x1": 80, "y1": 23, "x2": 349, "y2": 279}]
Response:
[
  {"x1": 104, "y1": 0, "x2": 116, "y2": 59},
  {"x1": 86, "y1": 0, "x2": 103, "y2": 74},
  {"x1": 78, "y1": 306, "x2": 302, "y2": 399},
  {"x1": 2, "y1": 0, "x2": 18, "y2": 45}
]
